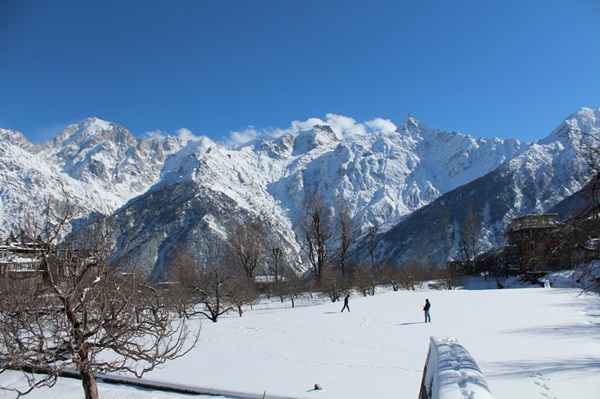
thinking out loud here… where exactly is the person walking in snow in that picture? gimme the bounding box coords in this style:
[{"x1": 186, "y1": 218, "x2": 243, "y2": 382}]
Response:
[
  {"x1": 341, "y1": 294, "x2": 350, "y2": 312},
  {"x1": 423, "y1": 299, "x2": 431, "y2": 323}
]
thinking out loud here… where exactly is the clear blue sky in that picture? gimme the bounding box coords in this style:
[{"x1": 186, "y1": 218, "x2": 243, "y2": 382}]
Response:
[{"x1": 1, "y1": 0, "x2": 599, "y2": 144}]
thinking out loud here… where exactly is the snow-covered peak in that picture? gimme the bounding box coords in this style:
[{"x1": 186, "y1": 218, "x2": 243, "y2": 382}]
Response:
[
  {"x1": 401, "y1": 113, "x2": 421, "y2": 130},
  {"x1": 568, "y1": 107, "x2": 600, "y2": 132},
  {"x1": 398, "y1": 113, "x2": 431, "y2": 136},
  {"x1": 0, "y1": 128, "x2": 32, "y2": 150},
  {"x1": 50, "y1": 117, "x2": 113, "y2": 146},
  {"x1": 541, "y1": 107, "x2": 600, "y2": 146},
  {"x1": 292, "y1": 125, "x2": 339, "y2": 155},
  {"x1": 81, "y1": 116, "x2": 112, "y2": 131},
  {"x1": 396, "y1": 114, "x2": 444, "y2": 146},
  {"x1": 156, "y1": 135, "x2": 220, "y2": 185},
  {"x1": 0, "y1": 117, "x2": 191, "y2": 237}
]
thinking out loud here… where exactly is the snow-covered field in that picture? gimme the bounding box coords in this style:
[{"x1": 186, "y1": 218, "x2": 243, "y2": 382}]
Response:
[{"x1": 1, "y1": 275, "x2": 598, "y2": 399}]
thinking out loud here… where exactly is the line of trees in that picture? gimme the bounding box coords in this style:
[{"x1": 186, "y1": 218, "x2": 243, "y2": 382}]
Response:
[{"x1": 289, "y1": 193, "x2": 466, "y2": 299}]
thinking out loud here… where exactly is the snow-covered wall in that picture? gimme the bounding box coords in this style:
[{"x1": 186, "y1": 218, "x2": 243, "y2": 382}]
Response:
[{"x1": 419, "y1": 336, "x2": 493, "y2": 399}]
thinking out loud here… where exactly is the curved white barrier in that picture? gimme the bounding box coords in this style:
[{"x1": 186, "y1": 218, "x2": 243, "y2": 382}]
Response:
[{"x1": 419, "y1": 336, "x2": 493, "y2": 399}]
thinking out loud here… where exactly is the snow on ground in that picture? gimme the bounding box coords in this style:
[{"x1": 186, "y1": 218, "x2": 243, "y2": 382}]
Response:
[{"x1": 0, "y1": 275, "x2": 598, "y2": 399}]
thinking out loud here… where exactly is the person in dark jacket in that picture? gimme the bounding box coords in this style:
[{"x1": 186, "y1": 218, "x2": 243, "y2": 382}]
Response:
[
  {"x1": 423, "y1": 299, "x2": 431, "y2": 323},
  {"x1": 341, "y1": 294, "x2": 350, "y2": 312}
]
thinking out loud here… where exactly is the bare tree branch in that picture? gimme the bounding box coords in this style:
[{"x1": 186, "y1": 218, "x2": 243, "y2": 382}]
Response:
[{"x1": 0, "y1": 200, "x2": 199, "y2": 399}]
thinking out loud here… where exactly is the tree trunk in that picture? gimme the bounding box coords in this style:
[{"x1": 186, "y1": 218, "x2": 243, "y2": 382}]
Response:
[{"x1": 80, "y1": 369, "x2": 99, "y2": 399}]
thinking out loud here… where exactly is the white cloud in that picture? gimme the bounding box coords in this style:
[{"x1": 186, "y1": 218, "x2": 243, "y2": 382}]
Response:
[
  {"x1": 144, "y1": 128, "x2": 202, "y2": 146},
  {"x1": 289, "y1": 115, "x2": 367, "y2": 139},
  {"x1": 221, "y1": 114, "x2": 398, "y2": 148},
  {"x1": 324, "y1": 114, "x2": 367, "y2": 138},
  {"x1": 145, "y1": 130, "x2": 167, "y2": 140},
  {"x1": 176, "y1": 128, "x2": 202, "y2": 146},
  {"x1": 225, "y1": 127, "x2": 263, "y2": 147},
  {"x1": 365, "y1": 118, "x2": 397, "y2": 134},
  {"x1": 291, "y1": 117, "x2": 326, "y2": 132}
]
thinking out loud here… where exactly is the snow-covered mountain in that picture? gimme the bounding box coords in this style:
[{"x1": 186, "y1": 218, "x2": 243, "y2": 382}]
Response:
[
  {"x1": 1, "y1": 108, "x2": 598, "y2": 274},
  {"x1": 0, "y1": 117, "x2": 185, "y2": 236},
  {"x1": 377, "y1": 108, "x2": 600, "y2": 265}
]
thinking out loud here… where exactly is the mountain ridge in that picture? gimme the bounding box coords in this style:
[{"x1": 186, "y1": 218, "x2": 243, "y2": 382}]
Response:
[{"x1": 1, "y1": 108, "x2": 597, "y2": 274}]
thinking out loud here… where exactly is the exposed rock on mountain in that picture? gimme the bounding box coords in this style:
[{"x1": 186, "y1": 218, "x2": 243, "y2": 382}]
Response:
[{"x1": 1, "y1": 108, "x2": 598, "y2": 274}]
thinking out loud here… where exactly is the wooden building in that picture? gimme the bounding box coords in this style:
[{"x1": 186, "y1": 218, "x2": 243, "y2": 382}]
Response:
[
  {"x1": 0, "y1": 232, "x2": 93, "y2": 279},
  {"x1": 505, "y1": 214, "x2": 568, "y2": 273}
]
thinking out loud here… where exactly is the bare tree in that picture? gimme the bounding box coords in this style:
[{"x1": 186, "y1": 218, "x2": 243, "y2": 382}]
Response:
[
  {"x1": 579, "y1": 130, "x2": 600, "y2": 208},
  {"x1": 318, "y1": 265, "x2": 350, "y2": 302},
  {"x1": 353, "y1": 265, "x2": 376, "y2": 296},
  {"x1": 336, "y1": 202, "x2": 355, "y2": 276},
  {"x1": 228, "y1": 220, "x2": 265, "y2": 279},
  {"x1": 163, "y1": 244, "x2": 200, "y2": 319},
  {"x1": 557, "y1": 131, "x2": 600, "y2": 292},
  {"x1": 302, "y1": 194, "x2": 332, "y2": 279},
  {"x1": 266, "y1": 245, "x2": 300, "y2": 305},
  {"x1": 366, "y1": 223, "x2": 379, "y2": 273},
  {"x1": 168, "y1": 246, "x2": 235, "y2": 323},
  {"x1": 437, "y1": 263, "x2": 464, "y2": 290},
  {"x1": 458, "y1": 204, "x2": 481, "y2": 276},
  {"x1": 0, "y1": 199, "x2": 198, "y2": 399},
  {"x1": 272, "y1": 269, "x2": 307, "y2": 309},
  {"x1": 269, "y1": 246, "x2": 285, "y2": 283},
  {"x1": 379, "y1": 260, "x2": 401, "y2": 291},
  {"x1": 225, "y1": 275, "x2": 259, "y2": 317},
  {"x1": 396, "y1": 259, "x2": 426, "y2": 291}
]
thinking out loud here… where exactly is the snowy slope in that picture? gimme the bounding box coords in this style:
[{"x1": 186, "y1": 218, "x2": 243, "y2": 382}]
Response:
[{"x1": 0, "y1": 278, "x2": 598, "y2": 399}]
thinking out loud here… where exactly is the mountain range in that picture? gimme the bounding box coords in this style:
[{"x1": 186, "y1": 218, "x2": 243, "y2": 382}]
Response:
[{"x1": 1, "y1": 108, "x2": 598, "y2": 275}]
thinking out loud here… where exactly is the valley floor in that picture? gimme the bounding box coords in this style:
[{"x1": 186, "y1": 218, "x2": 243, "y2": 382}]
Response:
[{"x1": 0, "y1": 275, "x2": 598, "y2": 399}]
